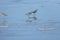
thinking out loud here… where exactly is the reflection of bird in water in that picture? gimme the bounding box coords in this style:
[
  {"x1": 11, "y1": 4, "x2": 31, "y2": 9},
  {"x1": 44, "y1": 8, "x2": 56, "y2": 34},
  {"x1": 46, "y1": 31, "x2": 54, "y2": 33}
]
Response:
[
  {"x1": 26, "y1": 20, "x2": 32, "y2": 23},
  {"x1": 32, "y1": 17, "x2": 37, "y2": 20},
  {"x1": 0, "y1": 13, "x2": 7, "y2": 16},
  {"x1": 25, "y1": 12, "x2": 32, "y2": 16},
  {"x1": 29, "y1": 17, "x2": 37, "y2": 20}
]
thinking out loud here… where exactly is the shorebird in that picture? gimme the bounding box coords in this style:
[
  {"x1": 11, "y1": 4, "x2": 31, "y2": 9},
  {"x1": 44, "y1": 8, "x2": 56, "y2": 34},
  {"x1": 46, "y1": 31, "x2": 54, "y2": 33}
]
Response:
[
  {"x1": 25, "y1": 9, "x2": 38, "y2": 23},
  {"x1": 0, "y1": 13, "x2": 7, "y2": 16},
  {"x1": 32, "y1": 9, "x2": 38, "y2": 13},
  {"x1": 25, "y1": 9, "x2": 38, "y2": 15}
]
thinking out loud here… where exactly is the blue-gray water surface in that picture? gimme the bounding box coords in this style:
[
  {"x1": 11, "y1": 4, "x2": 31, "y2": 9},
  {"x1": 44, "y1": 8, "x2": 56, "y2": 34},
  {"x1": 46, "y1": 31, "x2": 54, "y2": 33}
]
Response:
[{"x1": 0, "y1": 0, "x2": 60, "y2": 40}]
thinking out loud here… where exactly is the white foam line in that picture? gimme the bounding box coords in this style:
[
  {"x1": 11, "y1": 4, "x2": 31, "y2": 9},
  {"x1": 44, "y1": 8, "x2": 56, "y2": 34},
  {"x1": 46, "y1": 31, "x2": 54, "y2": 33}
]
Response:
[{"x1": 38, "y1": 28, "x2": 56, "y2": 31}]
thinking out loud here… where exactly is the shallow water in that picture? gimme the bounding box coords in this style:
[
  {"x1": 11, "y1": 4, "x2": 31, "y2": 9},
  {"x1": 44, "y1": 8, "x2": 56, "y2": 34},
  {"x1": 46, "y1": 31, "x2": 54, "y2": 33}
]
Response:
[{"x1": 0, "y1": 0, "x2": 60, "y2": 40}]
